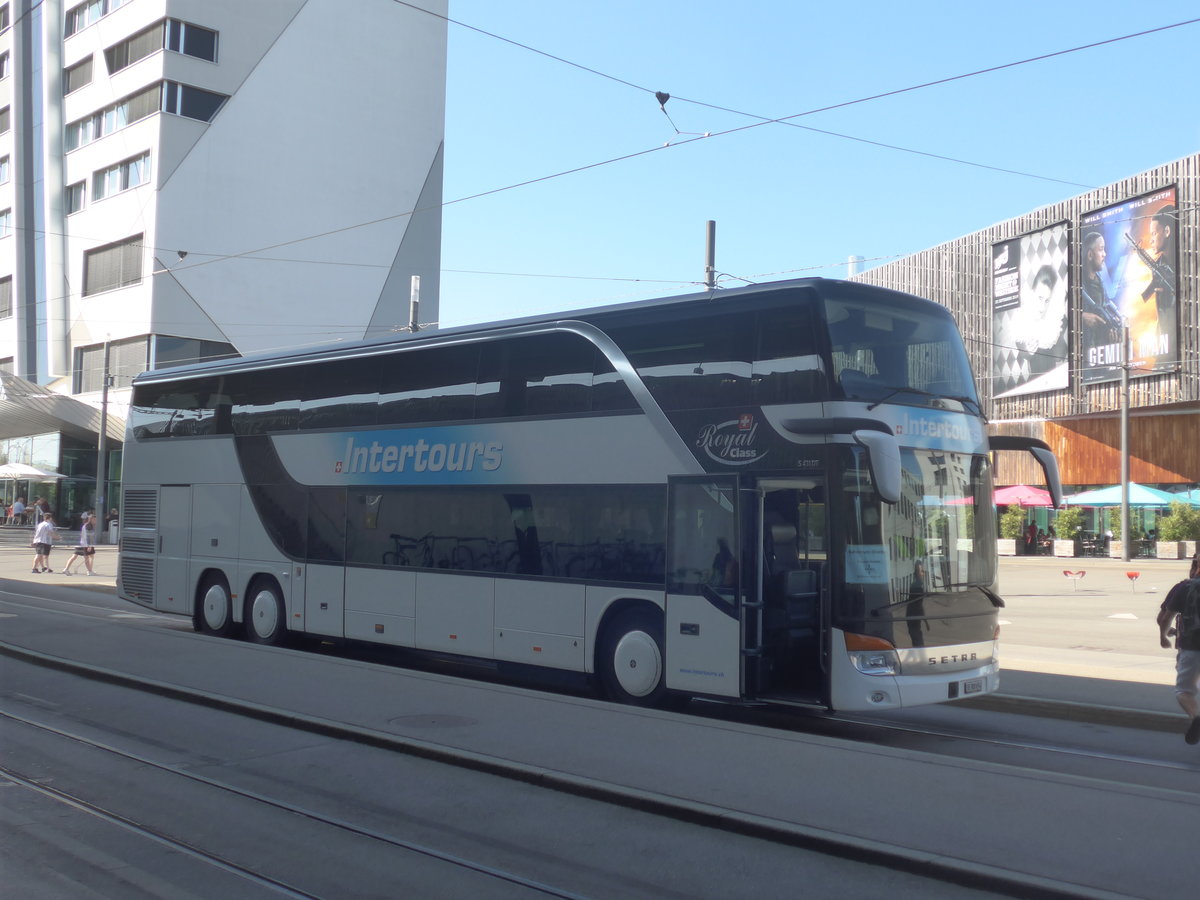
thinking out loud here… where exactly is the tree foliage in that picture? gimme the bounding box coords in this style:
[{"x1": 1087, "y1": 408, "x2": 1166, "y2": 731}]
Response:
[
  {"x1": 1053, "y1": 506, "x2": 1085, "y2": 538},
  {"x1": 999, "y1": 505, "x2": 1026, "y2": 539},
  {"x1": 1158, "y1": 501, "x2": 1200, "y2": 541}
]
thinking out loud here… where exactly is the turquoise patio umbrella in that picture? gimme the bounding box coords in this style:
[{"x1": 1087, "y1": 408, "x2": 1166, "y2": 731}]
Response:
[{"x1": 1063, "y1": 483, "x2": 1180, "y2": 507}]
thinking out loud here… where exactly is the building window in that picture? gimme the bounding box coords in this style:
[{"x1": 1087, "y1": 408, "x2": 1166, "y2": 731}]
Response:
[
  {"x1": 66, "y1": 181, "x2": 86, "y2": 214},
  {"x1": 83, "y1": 234, "x2": 143, "y2": 296},
  {"x1": 166, "y1": 20, "x2": 218, "y2": 62},
  {"x1": 0, "y1": 51, "x2": 9, "y2": 80},
  {"x1": 93, "y1": 152, "x2": 150, "y2": 201},
  {"x1": 64, "y1": 56, "x2": 93, "y2": 93},
  {"x1": 0, "y1": 276, "x2": 11, "y2": 318},
  {"x1": 65, "y1": 0, "x2": 128, "y2": 38},
  {"x1": 1, "y1": 4, "x2": 10, "y2": 33},
  {"x1": 0, "y1": 209, "x2": 11, "y2": 239},
  {"x1": 0, "y1": 106, "x2": 9, "y2": 134},
  {"x1": 74, "y1": 334, "x2": 149, "y2": 393},
  {"x1": 105, "y1": 22, "x2": 163, "y2": 74},
  {"x1": 153, "y1": 335, "x2": 238, "y2": 369},
  {"x1": 161, "y1": 81, "x2": 228, "y2": 122},
  {"x1": 0, "y1": 155, "x2": 9, "y2": 184},
  {"x1": 65, "y1": 84, "x2": 158, "y2": 150}
]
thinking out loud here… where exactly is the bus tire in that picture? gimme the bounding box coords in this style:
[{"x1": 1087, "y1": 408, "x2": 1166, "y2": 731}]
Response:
[
  {"x1": 598, "y1": 608, "x2": 667, "y2": 707},
  {"x1": 245, "y1": 579, "x2": 287, "y2": 646},
  {"x1": 197, "y1": 573, "x2": 235, "y2": 637}
]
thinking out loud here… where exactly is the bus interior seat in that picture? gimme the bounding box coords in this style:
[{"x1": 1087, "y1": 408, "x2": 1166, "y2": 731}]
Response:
[
  {"x1": 838, "y1": 368, "x2": 869, "y2": 389},
  {"x1": 763, "y1": 565, "x2": 820, "y2": 637},
  {"x1": 779, "y1": 568, "x2": 819, "y2": 629}
]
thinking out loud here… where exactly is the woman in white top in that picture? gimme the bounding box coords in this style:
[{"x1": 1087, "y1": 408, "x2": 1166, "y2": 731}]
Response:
[
  {"x1": 63, "y1": 513, "x2": 97, "y2": 575},
  {"x1": 31, "y1": 513, "x2": 57, "y2": 573}
]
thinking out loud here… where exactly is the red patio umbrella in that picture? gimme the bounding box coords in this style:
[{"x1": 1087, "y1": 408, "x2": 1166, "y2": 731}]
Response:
[{"x1": 994, "y1": 484, "x2": 1053, "y2": 507}]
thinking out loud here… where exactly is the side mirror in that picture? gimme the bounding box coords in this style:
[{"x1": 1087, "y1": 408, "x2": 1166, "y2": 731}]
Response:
[
  {"x1": 779, "y1": 416, "x2": 902, "y2": 505},
  {"x1": 988, "y1": 435, "x2": 1064, "y2": 507},
  {"x1": 852, "y1": 429, "x2": 901, "y2": 505}
]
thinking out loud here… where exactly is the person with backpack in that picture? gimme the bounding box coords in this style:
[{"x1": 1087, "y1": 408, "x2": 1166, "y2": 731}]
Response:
[{"x1": 1157, "y1": 553, "x2": 1200, "y2": 745}]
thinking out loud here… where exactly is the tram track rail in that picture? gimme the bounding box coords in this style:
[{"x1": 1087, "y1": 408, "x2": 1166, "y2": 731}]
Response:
[
  {"x1": 0, "y1": 636, "x2": 1160, "y2": 900},
  {"x1": 0, "y1": 711, "x2": 594, "y2": 900}
]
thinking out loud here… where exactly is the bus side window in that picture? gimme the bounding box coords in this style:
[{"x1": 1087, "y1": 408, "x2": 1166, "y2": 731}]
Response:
[
  {"x1": 229, "y1": 369, "x2": 300, "y2": 434},
  {"x1": 754, "y1": 306, "x2": 825, "y2": 405},
  {"x1": 299, "y1": 357, "x2": 380, "y2": 430},
  {"x1": 379, "y1": 345, "x2": 478, "y2": 426},
  {"x1": 477, "y1": 334, "x2": 594, "y2": 419},
  {"x1": 609, "y1": 313, "x2": 753, "y2": 411}
]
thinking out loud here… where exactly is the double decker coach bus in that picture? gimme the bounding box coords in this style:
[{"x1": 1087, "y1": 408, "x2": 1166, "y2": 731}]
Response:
[{"x1": 118, "y1": 278, "x2": 1061, "y2": 712}]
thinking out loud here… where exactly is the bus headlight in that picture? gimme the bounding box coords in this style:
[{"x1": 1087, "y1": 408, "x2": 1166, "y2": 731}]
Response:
[{"x1": 845, "y1": 633, "x2": 900, "y2": 676}]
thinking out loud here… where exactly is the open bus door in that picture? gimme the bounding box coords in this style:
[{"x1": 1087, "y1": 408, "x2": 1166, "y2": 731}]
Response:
[
  {"x1": 664, "y1": 476, "x2": 743, "y2": 699},
  {"x1": 751, "y1": 478, "x2": 828, "y2": 705}
]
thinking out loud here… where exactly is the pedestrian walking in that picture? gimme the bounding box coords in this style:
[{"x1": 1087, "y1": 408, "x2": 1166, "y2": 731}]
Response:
[
  {"x1": 1157, "y1": 553, "x2": 1200, "y2": 745},
  {"x1": 30, "y1": 513, "x2": 58, "y2": 573},
  {"x1": 62, "y1": 511, "x2": 97, "y2": 576}
]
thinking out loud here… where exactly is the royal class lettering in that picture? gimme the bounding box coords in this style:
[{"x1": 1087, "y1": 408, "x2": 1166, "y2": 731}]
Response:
[
  {"x1": 696, "y1": 419, "x2": 767, "y2": 466},
  {"x1": 341, "y1": 437, "x2": 502, "y2": 474}
]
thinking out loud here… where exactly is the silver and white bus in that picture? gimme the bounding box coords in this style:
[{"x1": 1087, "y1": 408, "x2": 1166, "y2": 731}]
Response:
[{"x1": 117, "y1": 278, "x2": 1060, "y2": 712}]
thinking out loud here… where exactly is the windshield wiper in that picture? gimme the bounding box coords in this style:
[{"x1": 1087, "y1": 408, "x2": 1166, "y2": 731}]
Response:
[
  {"x1": 928, "y1": 581, "x2": 1005, "y2": 608},
  {"x1": 864, "y1": 386, "x2": 982, "y2": 417}
]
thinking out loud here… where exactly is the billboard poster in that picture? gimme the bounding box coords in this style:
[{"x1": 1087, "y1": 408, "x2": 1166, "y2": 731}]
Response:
[
  {"x1": 991, "y1": 222, "x2": 1070, "y2": 398},
  {"x1": 1079, "y1": 186, "x2": 1178, "y2": 384}
]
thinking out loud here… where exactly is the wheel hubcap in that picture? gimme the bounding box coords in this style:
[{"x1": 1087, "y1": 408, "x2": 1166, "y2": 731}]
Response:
[
  {"x1": 202, "y1": 584, "x2": 229, "y2": 631},
  {"x1": 613, "y1": 630, "x2": 662, "y2": 697},
  {"x1": 251, "y1": 590, "x2": 279, "y2": 638}
]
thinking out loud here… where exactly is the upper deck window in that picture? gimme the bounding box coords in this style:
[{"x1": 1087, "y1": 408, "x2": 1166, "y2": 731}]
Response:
[{"x1": 598, "y1": 294, "x2": 825, "y2": 411}]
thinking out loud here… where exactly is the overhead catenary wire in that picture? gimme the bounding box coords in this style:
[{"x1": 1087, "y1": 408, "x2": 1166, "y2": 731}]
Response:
[
  {"x1": 11, "y1": 9, "x2": 1198, "y2": 281},
  {"x1": 49, "y1": 15, "x2": 1199, "y2": 280},
  {"x1": 8, "y1": 9, "x2": 1197, "y2": 349}
]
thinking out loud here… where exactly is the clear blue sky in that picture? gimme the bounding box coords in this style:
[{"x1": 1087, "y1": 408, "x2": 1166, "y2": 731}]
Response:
[{"x1": 436, "y1": 0, "x2": 1199, "y2": 328}]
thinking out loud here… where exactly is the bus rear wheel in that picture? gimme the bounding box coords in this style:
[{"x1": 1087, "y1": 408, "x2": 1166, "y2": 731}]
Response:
[
  {"x1": 599, "y1": 609, "x2": 667, "y2": 707},
  {"x1": 245, "y1": 580, "x2": 287, "y2": 646},
  {"x1": 197, "y1": 574, "x2": 235, "y2": 637}
]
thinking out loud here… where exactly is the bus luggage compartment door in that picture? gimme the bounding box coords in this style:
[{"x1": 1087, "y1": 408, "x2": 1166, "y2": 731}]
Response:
[
  {"x1": 155, "y1": 485, "x2": 192, "y2": 614},
  {"x1": 665, "y1": 477, "x2": 741, "y2": 698}
]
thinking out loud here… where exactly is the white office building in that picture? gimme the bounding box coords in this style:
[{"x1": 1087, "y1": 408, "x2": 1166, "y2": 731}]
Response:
[{"x1": 1, "y1": 0, "x2": 447, "y2": 517}]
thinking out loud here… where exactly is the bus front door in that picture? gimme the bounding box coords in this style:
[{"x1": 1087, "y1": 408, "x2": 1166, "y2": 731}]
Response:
[
  {"x1": 755, "y1": 479, "x2": 827, "y2": 704},
  {"x1": 664, "y1": 476, "x2": 742, "y2": 699}
]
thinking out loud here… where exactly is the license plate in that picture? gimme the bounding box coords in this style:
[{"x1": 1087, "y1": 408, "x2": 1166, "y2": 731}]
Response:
[{"x1": 961, "y1": 678, "x2": 984, "y2": 695}]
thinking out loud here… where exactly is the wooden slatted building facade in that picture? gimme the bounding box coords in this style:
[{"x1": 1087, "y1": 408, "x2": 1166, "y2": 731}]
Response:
[{"x1": 853, "y1": 153, "x2": 1199, "y2": 490}]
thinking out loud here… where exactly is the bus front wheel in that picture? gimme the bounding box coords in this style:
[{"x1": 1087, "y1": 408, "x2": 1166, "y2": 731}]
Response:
[
  {"x1": 599, "y1": 609, "x2": 667, "y2": 707},
  {"x1": 245, "y1": 580, "x2": 287, "y2": 646},
  {"x1": 197, "y1": 574, "x2": 235, "y2": 637}
]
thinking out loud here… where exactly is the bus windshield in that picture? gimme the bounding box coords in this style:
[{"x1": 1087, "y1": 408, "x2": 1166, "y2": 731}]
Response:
[
  {"x1": 838, "y1": 448, "x2": 997, "y2": 645},
  {"x1": 824, "y1": 293, "x2": 980, "y2": 412}
]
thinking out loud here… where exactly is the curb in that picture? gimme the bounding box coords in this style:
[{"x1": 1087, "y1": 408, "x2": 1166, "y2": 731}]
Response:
[{"x1": 961, "y1": 693, "x2": 1184, "y2": 733}]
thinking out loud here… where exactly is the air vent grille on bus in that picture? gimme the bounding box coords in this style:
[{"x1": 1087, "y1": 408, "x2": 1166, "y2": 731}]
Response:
[
  {"x1": 120, "y1": 536, "x2": 156, "y2": 556},
  {"x1": 119, "y1": 557, "x2": 155, "y2": 603},
  {"x1": 122, "y1": 490, "x2": 158, "y2": 529}
]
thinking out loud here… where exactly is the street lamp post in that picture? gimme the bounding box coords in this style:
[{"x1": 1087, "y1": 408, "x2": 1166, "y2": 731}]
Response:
[
  {"x1": 1120, "y1": 324, "x2": 1130, "y2": 562},
  {"x1": 96, "y1": 341, "x2": 111, "y2": 540}
]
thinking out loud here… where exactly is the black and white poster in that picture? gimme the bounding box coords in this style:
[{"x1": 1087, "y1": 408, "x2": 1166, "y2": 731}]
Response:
[{"x1": 991, "y1": 222, "x2": 1070, "y2": 398}]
